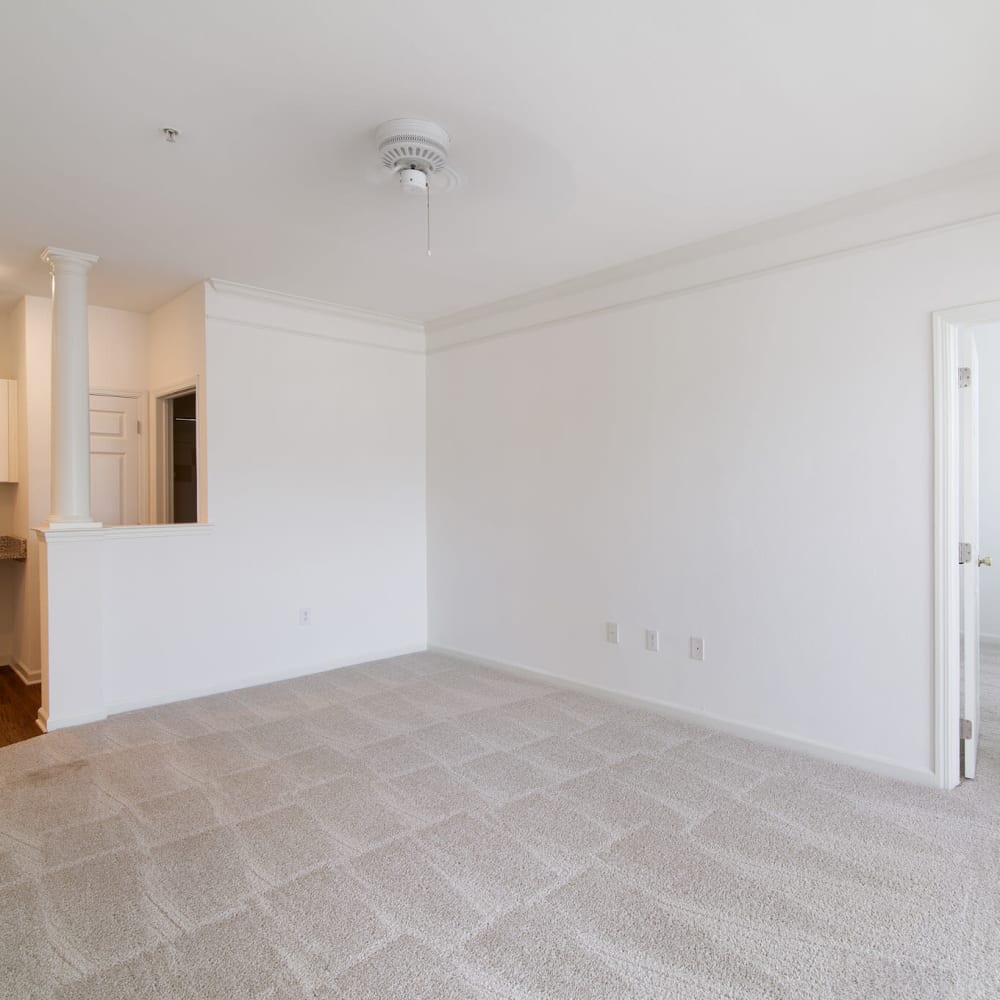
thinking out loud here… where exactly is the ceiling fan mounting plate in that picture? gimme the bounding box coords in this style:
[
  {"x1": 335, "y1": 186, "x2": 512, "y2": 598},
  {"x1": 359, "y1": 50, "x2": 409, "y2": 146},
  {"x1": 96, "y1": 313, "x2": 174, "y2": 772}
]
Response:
[{"x1": 375, "y1": 118, "x2": 451, "y2": 176}]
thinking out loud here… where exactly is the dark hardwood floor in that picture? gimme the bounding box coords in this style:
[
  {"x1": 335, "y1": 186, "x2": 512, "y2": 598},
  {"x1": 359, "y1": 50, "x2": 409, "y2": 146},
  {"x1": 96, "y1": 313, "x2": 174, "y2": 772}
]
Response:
[{"x1": 0, "y1": 666, "x2": 41, "y2": 747}]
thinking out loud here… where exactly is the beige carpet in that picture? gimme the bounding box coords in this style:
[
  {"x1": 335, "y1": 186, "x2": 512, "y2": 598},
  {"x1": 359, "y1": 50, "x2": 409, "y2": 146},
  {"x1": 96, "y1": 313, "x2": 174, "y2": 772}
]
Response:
[
  {"x1": 1, "y1": 652, "x2": 997, "y2": 1000},
  {"x1": 982, "y1": 639, "x2": 1000, "y2": 758}
]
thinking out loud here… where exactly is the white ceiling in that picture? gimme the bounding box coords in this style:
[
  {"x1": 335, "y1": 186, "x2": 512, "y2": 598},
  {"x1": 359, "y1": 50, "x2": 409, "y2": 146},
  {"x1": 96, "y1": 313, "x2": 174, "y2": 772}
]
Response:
[{"x1": 2, "y1": 0, "x2": 999, "y2": 320}]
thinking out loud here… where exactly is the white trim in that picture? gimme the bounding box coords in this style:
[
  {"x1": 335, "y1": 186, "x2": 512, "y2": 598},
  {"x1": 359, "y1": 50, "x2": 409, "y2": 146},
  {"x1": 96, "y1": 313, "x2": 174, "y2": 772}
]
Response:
[
  {"x1": 35, "y1": 523, "x2": 214, "y2": 543},
  {"x1": 37, "y1": 705, "x2": 108, "y2": 733},
  {"x1": 933, "y1": 299, "x2": 1000, "y2": 790},
  {"x1": 9, "y1": 658, "x2": 41, "y2": 686},
  {"x1": 149, "y1": 378, "x2": 199, "y2": 399},
  {"x1": 932, "y1": 313, "x2": 961, "y2": 790},
  {"x1": 430, "y1": 645, "x2": 938, "y2": 787},
  {"x1": 103, "y1": 643, "x2": 426, "y2": 718},
  {"x1": 206, "y1": 279, "x2": 426, "y2": 354},
  {"x1": 207, "y1": 313, "x2": 427, "y2": 355},
  {"x1": 101, "y1": 524, "x2": 214, "y2": 540},
  {"x1": 207, "y1": 279, "x2": 423, "y2": 333}
]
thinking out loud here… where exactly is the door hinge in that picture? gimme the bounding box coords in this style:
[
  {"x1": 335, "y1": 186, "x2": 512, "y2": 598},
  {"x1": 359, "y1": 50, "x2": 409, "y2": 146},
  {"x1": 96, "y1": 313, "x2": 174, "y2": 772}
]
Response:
[
  {"x1": 959, "y1": 542, "x2": 972, "y2": 564},
  {"x1": 960, "y1": 718, "x2": 972, "y2": 740},
  {"x1": 137, "y1": 420, "x2": 142, "y2": 435},
  {"x1": 958, "y1": 367, "x2": 972, "y2": 388}
]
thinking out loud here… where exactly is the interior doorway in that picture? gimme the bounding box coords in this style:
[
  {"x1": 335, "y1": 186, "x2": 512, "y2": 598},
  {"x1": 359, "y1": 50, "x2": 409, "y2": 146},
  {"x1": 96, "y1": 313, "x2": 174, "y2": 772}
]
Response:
[
  {"x1": 969, "y1": 325, "x2": 1000, "y2": 768},
  {"x1": 155, "y1": 387, "x2": 198, "y2": 524},
  {"x1": 933, "y1": 305, "x2": 999, "y2": 788}
]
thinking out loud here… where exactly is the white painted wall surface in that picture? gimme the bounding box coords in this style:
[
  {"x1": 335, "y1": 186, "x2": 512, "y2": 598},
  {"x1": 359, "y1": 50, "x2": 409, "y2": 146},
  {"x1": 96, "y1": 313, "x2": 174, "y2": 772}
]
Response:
[
  {"x1": 148, "y1": 285, "x2": 208, "y2": 520},
  {"x1": 88, "y1": 305, "x2": 149, "y2": 389},
  {"x1": 148, "y1": 284, "x2": 205, "y2": 389},
  {"x1": 44, "y1": 286, "x2": 428, "y2": 720},
  {"x1": 428, "y1": 216, "x2": 1000, "y2": 781},
  {"x1": 976, "y1": 324, "x2": 1000, "y2": 640}
]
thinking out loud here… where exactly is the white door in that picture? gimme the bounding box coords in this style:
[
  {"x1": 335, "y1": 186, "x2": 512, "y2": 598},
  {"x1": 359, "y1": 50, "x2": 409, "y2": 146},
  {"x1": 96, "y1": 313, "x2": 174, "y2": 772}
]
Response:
[
  {"x1": 959, "y1": 335, "x2": 981, "y2": 778},
  {"x1": 90, "y1": 393, "x2": 141, "y2": 526}
]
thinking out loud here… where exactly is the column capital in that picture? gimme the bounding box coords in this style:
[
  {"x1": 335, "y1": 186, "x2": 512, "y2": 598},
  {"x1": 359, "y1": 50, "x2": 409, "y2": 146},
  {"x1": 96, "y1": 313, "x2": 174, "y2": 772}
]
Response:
[{"x1": 41, "y1": 247, "x2": 99, "y2": 274}]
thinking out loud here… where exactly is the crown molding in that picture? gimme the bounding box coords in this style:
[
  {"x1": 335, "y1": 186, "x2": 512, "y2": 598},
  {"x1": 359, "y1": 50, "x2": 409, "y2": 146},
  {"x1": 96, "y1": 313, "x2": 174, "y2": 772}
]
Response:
[
  {"x1": 207, "y1": 279, "x2": 423, "y2": 332},
  {"x1": 425, "y1": 154, "x2": 1000, "y2": 353},
  {"x1": 206, "y1": 279, "x2": 426, "y2": 354}
]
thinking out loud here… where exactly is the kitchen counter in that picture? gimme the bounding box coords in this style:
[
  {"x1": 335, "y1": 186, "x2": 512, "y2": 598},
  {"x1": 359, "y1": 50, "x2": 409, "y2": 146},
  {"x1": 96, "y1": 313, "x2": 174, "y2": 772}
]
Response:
[{"x1": 0, "y1": 535, "x2": 26, "y2": 561}]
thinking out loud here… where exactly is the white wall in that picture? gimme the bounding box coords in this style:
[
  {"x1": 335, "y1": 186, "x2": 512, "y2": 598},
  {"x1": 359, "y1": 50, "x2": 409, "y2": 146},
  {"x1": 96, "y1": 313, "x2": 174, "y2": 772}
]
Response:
[
  {"x1": 976, "y1": 324, "x2": 1000, "y2": 641},
  {"x1": 89, "y1": 305, "x2": 148, "y2": 390},
  {"x1": 428, "y1": 214, "x2": 1000, "y2": 782},
  {"x1": 41, "y1": 285, "x2": 428, "y2": 723},
  {"x1": 149, "y1": 285, "x2": 207, "y2": 519}
]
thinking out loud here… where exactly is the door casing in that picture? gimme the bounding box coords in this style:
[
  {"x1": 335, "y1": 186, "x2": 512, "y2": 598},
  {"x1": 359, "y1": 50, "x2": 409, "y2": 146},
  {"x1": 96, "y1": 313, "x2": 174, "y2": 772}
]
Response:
[{"x1": 932, "y1": 302, "x2": 999, "y2": 788}]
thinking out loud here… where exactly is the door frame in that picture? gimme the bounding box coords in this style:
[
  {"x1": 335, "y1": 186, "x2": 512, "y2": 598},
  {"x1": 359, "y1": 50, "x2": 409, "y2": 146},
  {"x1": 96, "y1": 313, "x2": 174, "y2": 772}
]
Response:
[
  {"x1": 932, "y1": 301, "x2": 1000, "y2": 789},
  {"x1": 89, "y1": 386, "x2": 149, "y2": 526}
]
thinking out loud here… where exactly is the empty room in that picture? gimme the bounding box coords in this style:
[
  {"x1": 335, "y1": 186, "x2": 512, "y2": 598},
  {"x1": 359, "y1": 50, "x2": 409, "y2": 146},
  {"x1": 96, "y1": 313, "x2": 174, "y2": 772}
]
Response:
[{"x1": 0, "y1": 2, "x2": 998, "y2": 998}]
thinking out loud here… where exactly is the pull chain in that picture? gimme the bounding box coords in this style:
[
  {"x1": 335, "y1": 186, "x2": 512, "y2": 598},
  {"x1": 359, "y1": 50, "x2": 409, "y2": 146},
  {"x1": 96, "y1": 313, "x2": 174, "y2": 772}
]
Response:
[{"x1": 426, "y1": 177, "x2": 432, "y2": 257}]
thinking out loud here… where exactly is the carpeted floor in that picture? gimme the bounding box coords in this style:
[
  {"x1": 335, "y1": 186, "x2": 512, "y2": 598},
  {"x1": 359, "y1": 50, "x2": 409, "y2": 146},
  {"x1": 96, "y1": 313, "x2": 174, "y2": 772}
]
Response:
[
  {"x1": 1, "y1": 652, "x2": 997, "y2": 1000},
  {"x1": 982, "y1": 639, "x2": 1000, "y2": 758}
]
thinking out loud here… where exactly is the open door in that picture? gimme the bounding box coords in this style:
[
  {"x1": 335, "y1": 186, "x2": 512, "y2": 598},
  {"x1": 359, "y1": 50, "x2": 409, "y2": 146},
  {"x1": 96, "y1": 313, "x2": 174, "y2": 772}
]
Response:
[{"x1": 959, "y1": 333, "x2": 981, "y2": 778}]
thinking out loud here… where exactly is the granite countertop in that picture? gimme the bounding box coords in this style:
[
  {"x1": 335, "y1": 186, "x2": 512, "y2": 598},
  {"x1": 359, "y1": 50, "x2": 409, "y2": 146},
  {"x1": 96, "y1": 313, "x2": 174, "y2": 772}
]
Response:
[{"x1": 0, "y1": 535, "x2": 27, "y2": 561}]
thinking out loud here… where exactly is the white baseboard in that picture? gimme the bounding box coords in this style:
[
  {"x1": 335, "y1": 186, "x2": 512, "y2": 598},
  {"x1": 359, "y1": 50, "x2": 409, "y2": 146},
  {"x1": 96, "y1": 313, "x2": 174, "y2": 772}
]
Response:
[
  {"x1": 429, "y1": 644, "x2": 938, "y2": 788},
  {"x1": 36, "y1": 706, "x2": 110, "y2": 734},
  {"x1": 9, "y1": 659, "x2": 42, "y2": 686},
  {"x1": 103, "y1": 642, "x2": 428, "y2": 719}
]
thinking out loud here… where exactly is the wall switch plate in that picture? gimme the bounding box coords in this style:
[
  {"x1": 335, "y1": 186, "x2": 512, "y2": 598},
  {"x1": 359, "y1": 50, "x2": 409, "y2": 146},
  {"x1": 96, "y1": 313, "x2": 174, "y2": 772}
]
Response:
[
  {"x1": 689, "y1": 636, "x2": 704, "y2": 661},
  {"x1": 299, "y1": 608, "x2": 312, "y2": 626},
  {"x1": 606, "y1": 622, "x2": 620, "y2": 644},
  {"x1": 645, "y1": 629, "x2": 659, "y2": 652}
]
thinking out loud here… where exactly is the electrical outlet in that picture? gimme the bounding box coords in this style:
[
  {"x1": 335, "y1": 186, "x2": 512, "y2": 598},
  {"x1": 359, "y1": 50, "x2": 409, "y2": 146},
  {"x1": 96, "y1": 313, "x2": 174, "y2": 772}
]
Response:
[
  {"x1": 299, "y1": 608, "x2": 312, "y2": 626},
  {"x1": 606, "y1": 622, "x2": 620, "y2": 645},
  {"x1": 645, "y1": 629, "x2": 659, "y2": 652},
  {"x1": 689, "y1": 636, "x2": 704, "y2": 661}
]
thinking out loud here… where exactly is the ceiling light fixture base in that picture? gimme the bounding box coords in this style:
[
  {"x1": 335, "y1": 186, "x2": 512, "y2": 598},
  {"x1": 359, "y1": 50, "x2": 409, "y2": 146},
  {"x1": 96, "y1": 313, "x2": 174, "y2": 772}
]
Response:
[{"x1": 375, "y1": 118, "x2": 450, "y2": 176}]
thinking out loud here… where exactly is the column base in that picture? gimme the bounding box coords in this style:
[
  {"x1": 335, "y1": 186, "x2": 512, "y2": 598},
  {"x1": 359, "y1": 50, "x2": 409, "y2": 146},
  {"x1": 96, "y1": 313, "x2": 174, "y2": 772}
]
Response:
[{"x1": 43, "y1": 519, "x2": 103, "y2": 531}]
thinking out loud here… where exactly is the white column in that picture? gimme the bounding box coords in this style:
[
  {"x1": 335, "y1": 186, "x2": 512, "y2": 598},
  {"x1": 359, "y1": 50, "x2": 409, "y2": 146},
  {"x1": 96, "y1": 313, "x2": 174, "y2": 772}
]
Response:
[{"x1": 41, "y1": 247, "x2": 101, "y2": 529}]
